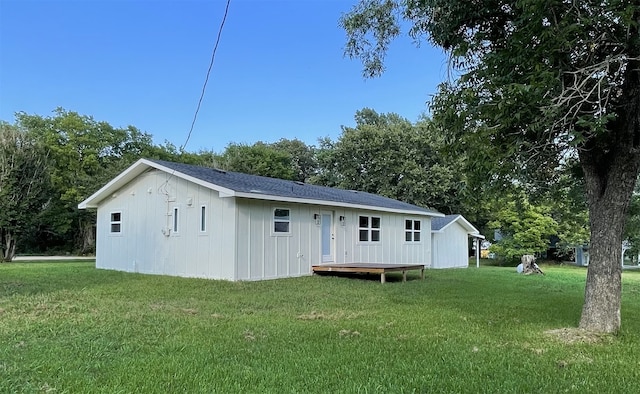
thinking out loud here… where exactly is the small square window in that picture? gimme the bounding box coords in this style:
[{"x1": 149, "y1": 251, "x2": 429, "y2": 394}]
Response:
[
  {"x1": 405, "y1": 219, "x2": 421, "y2": 242},
  {"x1": 358, "y1": 215, "x2": 381, "y2": 243},
  {"x1": 275, "y1": 221, "x2": 290, "y2": 233},
  {"x1": 359, "y1": 216, "x2": 369, "y2": 228},
  {"x1": 359, "y1": 229, "x2": 369, "y2": 242},
  {"x1": 371, "y1": 230, "x2": 380, "y2": 242}
]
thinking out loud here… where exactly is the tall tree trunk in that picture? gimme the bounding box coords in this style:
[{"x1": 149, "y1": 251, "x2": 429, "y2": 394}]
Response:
[
  {"x1": 578, "y1": 53, "x2": 640, "y2": 332},
  {"x1": 79, "y1": 219, "x2": 95, "y2": 255},
  {"x1": 1, "y1": 228, "x2": 16, "y2": 262},
  {"x1": 579, "y1": 182, "x2": 625, "y2": 332}
]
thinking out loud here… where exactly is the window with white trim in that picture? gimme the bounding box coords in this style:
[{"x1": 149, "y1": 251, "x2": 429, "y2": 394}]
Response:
[
  {"x1": 200, "y1": 205, "x2": 207, "y2": 232},
  {"x1": 273, "y1": 208, "x2": 291, "y2": 234},
  {"x1": 405, "y1": 219, "x2": 421, "y2": 242},
  {"x1": 359, "y1": 215, "x2": 380, "y2": 242},
  {"x1": 173, "y1": 207, "x2": 179, "y2": 233},
  {"x1": 110, "y1": 211, "x2": 122, "y2": 234}
]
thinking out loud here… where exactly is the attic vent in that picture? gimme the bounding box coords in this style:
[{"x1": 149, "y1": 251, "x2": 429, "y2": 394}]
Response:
[
  {"x1": 349, "y1": 190, "x2": 359, "y2": 193},
  {"x1": 213, "y1": 168, "x2": 226, "y2": 174},
  {"x1": 249, "y1": 189, "x2": 263, "y2": 193},
  {"x1": 293, "y1": 181, "x2": 305, "y2": 186}
]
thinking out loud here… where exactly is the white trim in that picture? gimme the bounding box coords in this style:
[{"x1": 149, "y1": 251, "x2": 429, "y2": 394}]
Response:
[
  {"x1": 78, "y1": 159, "x2": 444, "y2": 218},
  {"x1": 78, "y1": 159, "x2": 236, "y2": 209},
  {"x1": 234, "y1": 192, "x2": 442, "y2": 217},
  {"x1": 432, "y1": 214, "x2": 482, "y2": 236}
]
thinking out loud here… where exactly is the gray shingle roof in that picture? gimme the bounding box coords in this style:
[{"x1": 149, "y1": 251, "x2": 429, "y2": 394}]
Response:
[
  {"x1": 151, "y1": 159, "x2": 440, "y2": 215},
  {"x1": 431, "y1": 214, "x2": 461, "y2": 231}
]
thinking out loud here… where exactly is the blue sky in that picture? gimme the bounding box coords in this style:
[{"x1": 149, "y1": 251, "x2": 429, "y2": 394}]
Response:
[{"x1": 0, "y1": 0, "x2": 448, "y2": 153}]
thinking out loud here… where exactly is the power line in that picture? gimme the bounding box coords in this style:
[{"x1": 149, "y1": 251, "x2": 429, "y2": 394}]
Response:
[{"x1": 180, "y1": 0, "x2": 231, "y2": 152}]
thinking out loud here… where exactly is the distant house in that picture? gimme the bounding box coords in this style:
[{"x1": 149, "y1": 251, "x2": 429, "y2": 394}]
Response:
[
  {"x1": 431, "y1": 214, "x2": 483, "y2": 268},
  {"x1": 78, "y1": 159, "x2": 444, "y2": 281}
]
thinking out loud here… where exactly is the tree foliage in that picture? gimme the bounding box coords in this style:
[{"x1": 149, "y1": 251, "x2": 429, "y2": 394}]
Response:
[
  {"x1": 14, "y1": 109, "x2": 158, "y2": 253},
  {"x1": 0, "y1": 122, "x2": 50, "y2": 261},
  {"x1": 214, "y1": 142, "x2": 296, "y2": 180},
  {"x1": 342, "y1": 0, "x2": 640, "y2": 332},
  {"x1": 270, "y1": 138, "x2": 318, "y2": 182},
  {"x1": 314, "y1": 108, "x2": 467, "y2": 213},
  {"x1": 488, "y1": 195, "x2": 559, "y2": 261}
]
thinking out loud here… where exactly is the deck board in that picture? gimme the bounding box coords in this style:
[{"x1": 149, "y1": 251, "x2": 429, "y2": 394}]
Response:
[{"x1": 312, "y1": 263, "x2": 425, "y2": 283}]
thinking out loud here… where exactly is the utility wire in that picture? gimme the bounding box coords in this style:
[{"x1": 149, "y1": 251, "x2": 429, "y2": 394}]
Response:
[{"x1": 180, "y1": 0, "x2": 231, "y2": 152}]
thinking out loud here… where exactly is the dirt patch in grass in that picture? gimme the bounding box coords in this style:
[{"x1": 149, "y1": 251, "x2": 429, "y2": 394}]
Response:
[
  {"x1": 338, "y1": 329, "x2": 360, "y2": 338},
  {"x1": 544, "y1": 328, "x2": 615, "y2": 344},
  {"x1": 297, "y1": 310, "x2": 364, "y2": 321}
]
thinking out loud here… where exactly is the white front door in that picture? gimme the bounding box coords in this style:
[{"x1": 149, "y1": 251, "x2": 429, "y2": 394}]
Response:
[{"x1": 321, "y1": 211, "x2": 334, "y2": 263}]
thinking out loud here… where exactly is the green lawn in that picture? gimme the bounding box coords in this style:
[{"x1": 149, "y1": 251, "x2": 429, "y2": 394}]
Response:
[{"x1": 2, "y1": 262, "x2": 640, "y2": 393}]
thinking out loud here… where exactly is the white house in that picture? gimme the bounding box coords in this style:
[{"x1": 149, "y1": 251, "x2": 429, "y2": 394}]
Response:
[
  {"x1": 78, "y1": 159, "x2": 444, "y2": 281},
  {"x1": 431, "y1": 214, "x2": 483, "y2": 268}
]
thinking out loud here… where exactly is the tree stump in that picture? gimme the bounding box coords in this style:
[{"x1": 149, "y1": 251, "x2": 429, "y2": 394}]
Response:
[{"x1": 520, "y1": 254, "x2": 544, "y2": 275}]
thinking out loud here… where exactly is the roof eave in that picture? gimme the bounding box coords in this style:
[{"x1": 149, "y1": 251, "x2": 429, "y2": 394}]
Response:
[
  {"x1": 233, "y1": 192, "x2": 444, "y2": 217},
  {"x1": 78, "y1": 158, "x2": 240, "y2": 209},
  {"x1": 78, "y1": 158, "x2": 152, "y2": 209}
]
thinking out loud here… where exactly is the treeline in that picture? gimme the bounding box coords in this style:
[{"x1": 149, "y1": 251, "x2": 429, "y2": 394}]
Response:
[{"x1": 1, "y1": 108, "x2": 638, "y2": 261}]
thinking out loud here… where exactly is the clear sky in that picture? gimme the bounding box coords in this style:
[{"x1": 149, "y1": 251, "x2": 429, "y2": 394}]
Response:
[{"x1": 0, "y1": 0, "x2": 448, "y2": 153}]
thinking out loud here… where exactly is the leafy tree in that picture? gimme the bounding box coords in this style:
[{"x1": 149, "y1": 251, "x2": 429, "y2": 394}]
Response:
[
  {"x1": 15, "y1": 109, "x2": 157, "y2": 253},
  {"x1": 314, "y1": 108, "x2": 466, "y2": 213},
  {"x1": 488, "y1": 194, "x2": 559, "y2": 261},
  {"x1": 270, "y1": 138, "x2": 318, "y2": 182},
  {"x1": 0, "y1": 122, "x2": 51, "y2": 261},
  {"x1": 342, "y1": 1, "x2": 640, "y2": 332},
  {"x1": 215, "y1": 142, "x2": 296, "y2": 180},
  {"x1": 547, "y1": 167, "x2": 590, "y2": 253}
]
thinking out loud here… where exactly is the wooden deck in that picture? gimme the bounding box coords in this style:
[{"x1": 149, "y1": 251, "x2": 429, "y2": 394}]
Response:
[{"x1": 311, "y1": 263, "x2": 425, "y2": 283}]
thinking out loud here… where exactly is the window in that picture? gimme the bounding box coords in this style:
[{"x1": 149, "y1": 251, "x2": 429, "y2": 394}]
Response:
[
  {"x1": 110, "y1": 211, "x2": 122, "y2": 234},
  {"x1": 173, "y1": 207, "x2": 179, "y2": 233},
  {"x1": 200, "y1": 205, "x2": 207, "y2": 232},
  {"x1": 359, "y1": 215, "x2": 381, "y2": 242},
  {"x1": 405, "y1": 219, "x2": 421, "y2": 242},
  {"x1": 273, "y1": 208, "x2": 290, "y2": 234}
]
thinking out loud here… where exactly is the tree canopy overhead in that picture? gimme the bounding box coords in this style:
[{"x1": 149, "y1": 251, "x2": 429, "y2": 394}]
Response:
[{"x1": 342, "y1": 0, "x2": 640, "y2": 333}]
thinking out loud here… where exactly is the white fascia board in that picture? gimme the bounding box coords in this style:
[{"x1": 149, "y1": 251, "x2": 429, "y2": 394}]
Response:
[
  {"x1": 233, "y1": 192, "x2": 444, "y2": 217},
  {"x1": 78, "y1": 159, "x2": 237, "y2": 209},
  {"x1": 79, "y1": 158, "x2": 149, "y2": 209},
  {"x1": 147, "y1": 161, "x2": 236, "y2": 197},
  {"x1": 434, "y1": 215, "x2": 481, "y2": 234},
  {"x1": 469, "y1": 233, "x2": 486, "y2": 239}
]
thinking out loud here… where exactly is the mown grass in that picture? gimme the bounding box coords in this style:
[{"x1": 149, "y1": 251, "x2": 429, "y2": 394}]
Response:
[{"x1": 2, "y1": 261, "x2": 640, "y2": 393}]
